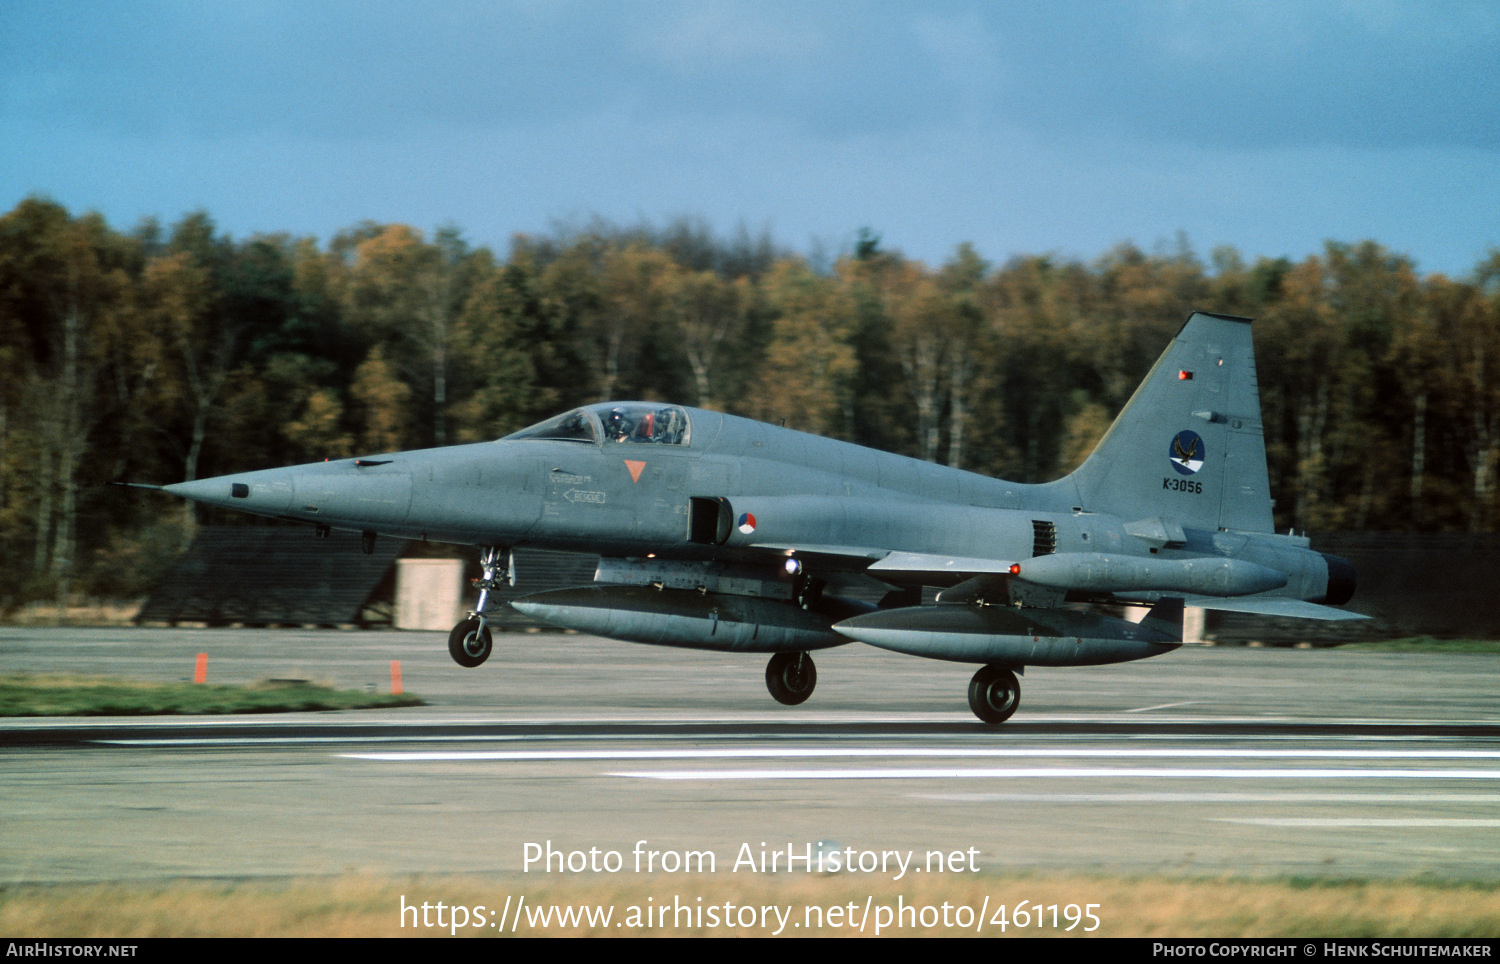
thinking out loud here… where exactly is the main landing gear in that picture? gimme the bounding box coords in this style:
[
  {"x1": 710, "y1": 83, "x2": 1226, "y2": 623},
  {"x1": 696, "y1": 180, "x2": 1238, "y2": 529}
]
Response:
[
  {"x1": 448, "y1": 546, "x2": 511, "y2": 668},
  {"x1": 967, "y1": 664, "x2": 1020, "y2": 724},
  {"x1": 765, "y1": 651, "x2": 817, "y2": 705}
]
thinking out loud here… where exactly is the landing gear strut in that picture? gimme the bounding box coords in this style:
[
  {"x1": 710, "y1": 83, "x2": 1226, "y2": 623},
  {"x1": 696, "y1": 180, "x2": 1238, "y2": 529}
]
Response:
[
  {"x1": 765, "y1": 651, "x2": 817, "y2": 705},
  {"x1": 447, "y1": 546, "x2": 511, "y2": 668},
  {"x1": 967, "y1": 664, "x2": 1020, "y2": 724}
]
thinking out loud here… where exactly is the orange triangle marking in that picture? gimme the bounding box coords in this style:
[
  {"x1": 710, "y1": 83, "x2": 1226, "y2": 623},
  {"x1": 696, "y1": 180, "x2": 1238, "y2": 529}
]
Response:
[{"x1": 624, "y1": 460, "x2": 646, "y2": 483}]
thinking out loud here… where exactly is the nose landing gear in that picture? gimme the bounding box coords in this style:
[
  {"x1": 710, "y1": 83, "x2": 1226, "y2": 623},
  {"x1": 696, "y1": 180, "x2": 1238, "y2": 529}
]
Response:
[{"x1": 447, "y1": 546, "x2": 511, "y2": 668}]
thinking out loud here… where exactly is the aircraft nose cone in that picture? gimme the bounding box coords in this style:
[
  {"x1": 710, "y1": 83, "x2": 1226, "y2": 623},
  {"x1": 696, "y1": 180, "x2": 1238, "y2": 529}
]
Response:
[
  {"x1": 163, "y1": 469, "x2": 296, "y2": 515},
  {"x1": 162, "y1": 478, "x2": 233, "y2": 505}
]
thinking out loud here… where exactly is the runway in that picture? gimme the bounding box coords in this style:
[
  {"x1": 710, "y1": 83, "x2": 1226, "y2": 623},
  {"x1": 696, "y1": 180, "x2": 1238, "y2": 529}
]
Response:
[{"x1": 2, "y1": 626, "x2": 1498, "y2": 883}]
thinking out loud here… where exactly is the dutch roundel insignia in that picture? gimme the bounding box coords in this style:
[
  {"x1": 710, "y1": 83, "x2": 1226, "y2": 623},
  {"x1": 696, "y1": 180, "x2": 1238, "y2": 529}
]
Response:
[
  {"x1": 737, "y1": 512, "x2": 757, "y2": 535},
  {"x1": 1169, "y1": 430, "x2": 1205, "y2": 475}
]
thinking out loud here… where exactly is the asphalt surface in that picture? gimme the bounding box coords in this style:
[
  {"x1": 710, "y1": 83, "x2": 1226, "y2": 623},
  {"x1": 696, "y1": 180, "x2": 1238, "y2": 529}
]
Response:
[{"x1": 2, "y1": 626, "x2": 1498, "y2": 884}]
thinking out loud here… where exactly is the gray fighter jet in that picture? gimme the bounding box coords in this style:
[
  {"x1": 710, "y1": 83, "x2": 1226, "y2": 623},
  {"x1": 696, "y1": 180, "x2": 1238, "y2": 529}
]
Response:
[{"x1": 163, "y1": 311, "x2": 1361, "y2": 723}]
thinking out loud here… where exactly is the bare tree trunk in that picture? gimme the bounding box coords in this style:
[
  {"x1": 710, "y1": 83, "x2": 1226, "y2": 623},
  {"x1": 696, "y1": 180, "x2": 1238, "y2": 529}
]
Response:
[
  {"x1": 31, "y1": 396, "x2": 54, "y2": 575},
  {"x1": 424, "y1": 282, "x2": 450, "y2": 448},
  {"x1": 1295, "y1": 382, "x2": 1330, "y2": 530},
  {"x1": 682, "y1": 306, "x2": 732, "y2": 410},
  {"x1": 1470, "y1": 413, "x2": 1495, "y2": 533},
  {"x1": 52, "y1": 301, "x2": 84, "y2": 621},
  {"x1": 599, "y1": 321, "x2": 623, "y2": 402},
  {"x1": 184, "y1": 407, "x2": 208, "y2": 485},
  {"x1": 1464, "y1": 344, "x2": 1496, "y2": 532},
  {"x1": 1410, "y1": 391, "x2": 1426, "y2": 527},
  {"x1": 902, "y1": 336, "x2": 942, "y2": 462},
  {"x1": 686, "y1": 347, "x2": 714, "y2": 411},
  {"x1": 176, "y1": 324, "x2": 233, "y2": 528},
  {"x1": 946, "y1": 351, "x2": 972, "y2": 469}
]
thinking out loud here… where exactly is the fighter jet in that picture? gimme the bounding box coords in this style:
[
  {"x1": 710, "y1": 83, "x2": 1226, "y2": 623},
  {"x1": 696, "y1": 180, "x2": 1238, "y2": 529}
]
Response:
[{"x1": 161, "y1": 311, "x2": 1361, "y2": 723}]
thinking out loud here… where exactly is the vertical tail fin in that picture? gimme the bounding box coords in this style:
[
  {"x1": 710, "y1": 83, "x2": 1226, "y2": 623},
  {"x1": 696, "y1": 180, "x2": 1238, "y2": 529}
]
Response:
[{"x1": 1065, "y1": 312, "x2": 1274, "y2": 534}]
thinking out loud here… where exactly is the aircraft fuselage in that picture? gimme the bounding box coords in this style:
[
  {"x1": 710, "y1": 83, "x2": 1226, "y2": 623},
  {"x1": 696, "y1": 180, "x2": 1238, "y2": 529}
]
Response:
[{"x1": 166, "y1": 415, "x2": 1341, "y2": 604}]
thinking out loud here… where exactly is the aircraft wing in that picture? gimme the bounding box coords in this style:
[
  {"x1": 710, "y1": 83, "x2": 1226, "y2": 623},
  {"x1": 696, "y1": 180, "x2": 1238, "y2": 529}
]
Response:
[
  {"x1": 745, "y1": 542, "x2": 890, "y2": 567},
  {"x1": 867, "y1": 551, "x2": 1018, "y2": 578},
  {"x1": 747, "y1": 545, "x2": 1018, "y2": 582}
]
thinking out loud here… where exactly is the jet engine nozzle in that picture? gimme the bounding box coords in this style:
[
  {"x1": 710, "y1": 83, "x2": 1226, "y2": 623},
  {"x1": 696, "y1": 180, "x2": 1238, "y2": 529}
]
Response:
[{"x1": 1318, "y1": 553, "x2": 1357, "y2": 606}]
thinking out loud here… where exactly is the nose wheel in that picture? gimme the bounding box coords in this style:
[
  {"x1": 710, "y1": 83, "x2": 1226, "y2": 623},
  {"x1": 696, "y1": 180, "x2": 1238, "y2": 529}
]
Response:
[
  {"x1": 765, "y1": 651, "x2": 817, "y2": 705},
  {"x1": 967, "y1": 664, "x2": 1020, "y2": 724},
  {"x1": 448, "y1": 617, "x2": 493, "y2": 667}
]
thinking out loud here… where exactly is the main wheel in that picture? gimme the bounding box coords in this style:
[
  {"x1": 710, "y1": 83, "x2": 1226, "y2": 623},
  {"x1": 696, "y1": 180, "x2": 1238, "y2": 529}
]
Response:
[
  {"x1": 967, "y1": 664, "x2": 1020, "y2": 724},
  {"x1": 448, "y1": 617, "x2": 493, "y2": 667},
  {"x1": 765, "y1": 651, "x2": 817, "y2": 705}
]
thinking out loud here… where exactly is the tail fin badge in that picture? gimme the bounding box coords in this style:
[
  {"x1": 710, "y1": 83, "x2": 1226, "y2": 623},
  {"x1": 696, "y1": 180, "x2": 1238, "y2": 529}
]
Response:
[{"x1": 1169, "y1": 430, "x2": 1205, "y2": 475}]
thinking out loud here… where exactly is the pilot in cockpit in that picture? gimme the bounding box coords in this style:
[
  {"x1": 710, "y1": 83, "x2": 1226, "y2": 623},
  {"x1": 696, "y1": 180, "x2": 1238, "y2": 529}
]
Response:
[{"x1": 605, "y1": 407, "x2": 634, "y2": 442}]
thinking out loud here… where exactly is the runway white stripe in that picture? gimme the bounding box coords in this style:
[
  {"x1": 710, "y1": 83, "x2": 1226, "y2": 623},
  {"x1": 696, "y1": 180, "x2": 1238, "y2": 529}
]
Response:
[
  {"x1": 916, "y1": 792, "x2": 1500, "y2": 803},
  {"x1": 608, "y1": 767, "x2": 1500, "y2": 781},
  {"x1": 341, "y1": 747, "x2": 1500, "y2": 762},
  {"x1": 1214, "y1": 818, "x2": 1500, "y2": 828}
]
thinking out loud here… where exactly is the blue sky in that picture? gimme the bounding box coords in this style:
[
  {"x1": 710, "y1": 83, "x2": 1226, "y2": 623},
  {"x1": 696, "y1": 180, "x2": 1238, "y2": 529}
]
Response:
[{"x1": 3, "y1": 0, "x2": 1497, "y2": 275}]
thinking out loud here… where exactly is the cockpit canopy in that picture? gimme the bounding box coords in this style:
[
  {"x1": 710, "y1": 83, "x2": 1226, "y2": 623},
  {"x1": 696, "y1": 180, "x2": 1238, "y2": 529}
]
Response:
[{"x1": 504, "y1": 403, "x2": 691, "y2": 446}]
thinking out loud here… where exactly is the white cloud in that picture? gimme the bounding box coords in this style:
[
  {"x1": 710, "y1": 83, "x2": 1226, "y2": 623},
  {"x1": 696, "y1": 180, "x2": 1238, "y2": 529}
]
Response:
[{"x1": 635, "y1": 1, "x2": 825, "y2": 73}]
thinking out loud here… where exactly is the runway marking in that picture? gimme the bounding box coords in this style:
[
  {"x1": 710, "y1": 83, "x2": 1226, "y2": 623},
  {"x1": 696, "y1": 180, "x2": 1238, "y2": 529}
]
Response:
[
  {"x1": 100, "y1": 736, "x2": 540, "y2": 747},
  {"x1": 59, "y1": 716, "x2": 1500, "y2": 745},
  {"x1": 915, "y1": 792, "x2": 1500, "y2": 803},
  {"x1": 608, "y1": 767, "x2": 1500, "y2": 781},
  {"x1": 340, "y1": 747, "x2": 1500, "y2": 762},
  {"x1": 1125, "y1": 701, "x2": 1203, "y2": 713},
  {"x1": 1213, "y1": 818, "x2": 1500, "y2": 828}
]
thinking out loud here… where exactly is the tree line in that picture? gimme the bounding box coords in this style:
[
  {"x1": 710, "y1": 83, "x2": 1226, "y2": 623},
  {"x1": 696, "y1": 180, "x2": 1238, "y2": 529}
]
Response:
[{"x1": 2, "y1": 197, "x2": 1497, "y2": 608}]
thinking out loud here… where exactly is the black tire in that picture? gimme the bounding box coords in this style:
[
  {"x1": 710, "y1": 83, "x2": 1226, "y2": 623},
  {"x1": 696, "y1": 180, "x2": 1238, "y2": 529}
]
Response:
[
  {"x1": 765, "y1": 651, "x2": 817, "y2": 705},
  {"x1": 448, "y1": 617, "x2": 493, "y2": 668},
  {"x1": 967, "y1": 664, "x2": 1020, "y2": 724}
]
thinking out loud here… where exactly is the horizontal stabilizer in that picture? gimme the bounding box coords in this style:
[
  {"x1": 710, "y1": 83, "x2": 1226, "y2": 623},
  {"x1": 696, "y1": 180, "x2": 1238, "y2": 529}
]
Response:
[{"x1": 1177, "y1": 596, "x2": 1370, "y2": 621}]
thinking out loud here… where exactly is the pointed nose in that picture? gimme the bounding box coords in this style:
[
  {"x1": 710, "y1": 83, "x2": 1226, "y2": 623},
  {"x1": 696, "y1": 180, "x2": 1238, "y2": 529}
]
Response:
[
  {"x1": 164, "y1": 460, "x2": 417, "y2": 528},
  {"x1": 163, "y1": 469, "x2": 296, "y2": 516}
]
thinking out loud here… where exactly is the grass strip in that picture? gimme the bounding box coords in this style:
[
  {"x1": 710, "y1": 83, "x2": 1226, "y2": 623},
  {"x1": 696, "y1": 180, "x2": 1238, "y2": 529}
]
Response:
[
  {"x1": 0, "y1": 873, "x2": 1497, "y2": 938},
  {"x1": 0, "y1": 673, "x2": 422, "y2": 716}
]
